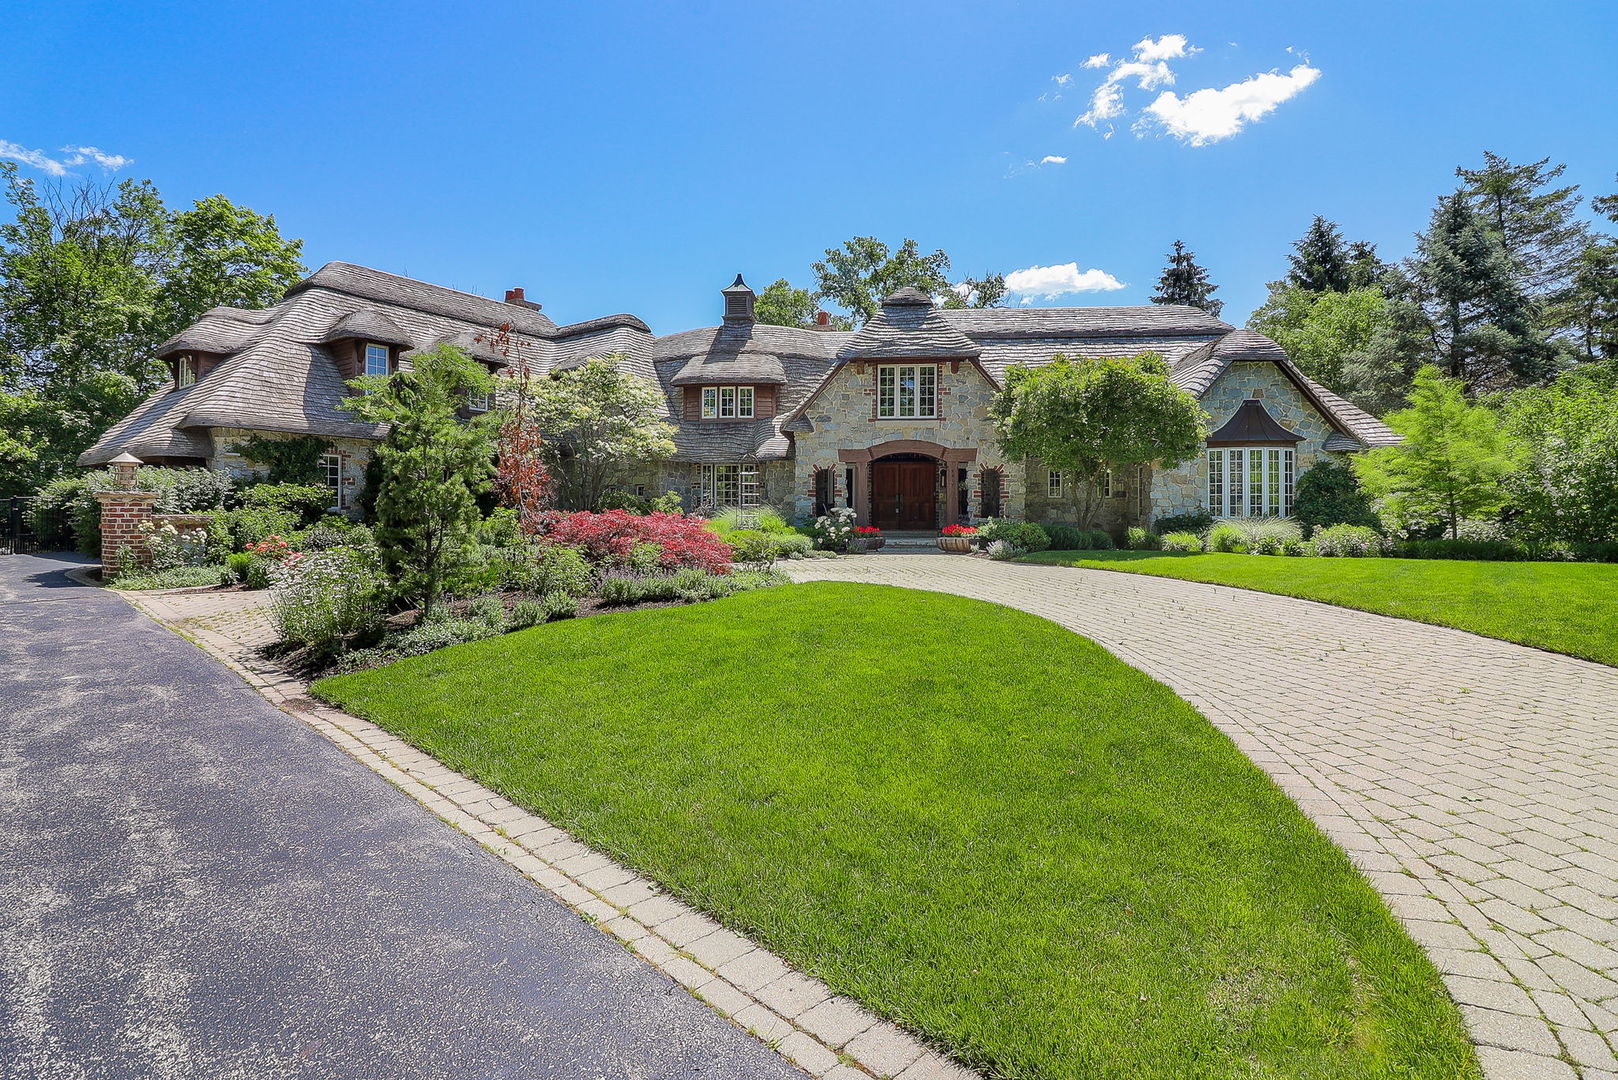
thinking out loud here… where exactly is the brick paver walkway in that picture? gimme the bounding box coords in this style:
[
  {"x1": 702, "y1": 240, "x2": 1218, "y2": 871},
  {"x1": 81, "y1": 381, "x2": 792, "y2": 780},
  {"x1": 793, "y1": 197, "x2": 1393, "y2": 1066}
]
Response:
[{"x1": 787, "y1": 556, "x2": 1618, "y2": 1080}]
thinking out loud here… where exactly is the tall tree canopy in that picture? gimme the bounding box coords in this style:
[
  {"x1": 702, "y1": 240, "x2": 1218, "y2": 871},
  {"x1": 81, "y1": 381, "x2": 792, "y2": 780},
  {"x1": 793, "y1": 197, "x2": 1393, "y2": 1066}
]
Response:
[
  {"x1": 1150, "y1": 240, "x2": 1223, "y2": 318},
  {"x1": 1285, "y1": 216, "x2": 1386, "y2": 293},
  {"x1": 1456, "y1": 152, "x2": 1590, "y2": 299},
  {"x1": 753, "y1": 278, "x2": 821, "y2": 329},
  {"x1": 520, "y1": 355, "x2": 675, "y2": 510},
  {"x1": 810, "y1": 237, "x2": 1003, "y2": 325},
  {"x1": 991, "y1": 352, "x2": 1207, "y2": 528},
  {"x1": 0, "y1": 163, "x2": 305, "y2": 494}
]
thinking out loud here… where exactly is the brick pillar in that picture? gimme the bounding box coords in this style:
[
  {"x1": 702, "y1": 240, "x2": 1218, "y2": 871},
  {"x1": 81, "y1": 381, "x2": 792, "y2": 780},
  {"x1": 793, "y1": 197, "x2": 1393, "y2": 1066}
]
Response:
[{"x1": 94, "y1": 489, "x2": 159, "y2": 574}]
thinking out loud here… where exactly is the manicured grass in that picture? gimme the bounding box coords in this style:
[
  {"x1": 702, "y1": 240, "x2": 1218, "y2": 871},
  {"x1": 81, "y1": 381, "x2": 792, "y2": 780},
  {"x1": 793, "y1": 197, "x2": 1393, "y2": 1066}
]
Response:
[
  {"x1": 1023, "y1": 550, "x2": 1618, "y2": 667},
  {"x1": 315, "y1": 583, "x2": 1476, "y2": 1080}
]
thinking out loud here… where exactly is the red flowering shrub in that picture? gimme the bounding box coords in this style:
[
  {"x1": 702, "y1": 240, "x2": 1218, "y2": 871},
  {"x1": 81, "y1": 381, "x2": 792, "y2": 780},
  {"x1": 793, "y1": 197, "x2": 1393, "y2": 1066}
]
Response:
[
  {"x1": 854, "y1": 525, "x2": 883, "y2": 536},
  {"x1": 246, "y1": 535, "x2": 301, "y2": 563},
  {"x1": 543, "y1": 510, "x2": 733, "y2": 573},
  {"x1": 941, "y1": 524, "x2": 978, "y2": 537}
]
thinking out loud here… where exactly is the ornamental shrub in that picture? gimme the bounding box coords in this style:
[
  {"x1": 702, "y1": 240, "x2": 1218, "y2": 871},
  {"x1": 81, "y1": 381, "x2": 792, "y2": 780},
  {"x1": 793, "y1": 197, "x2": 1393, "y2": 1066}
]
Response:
[
  {"x1": 1392, "y1": 537, "x2": 1523, "y2": 561},
  {"x1": 269, "y1": 547, "x2": 387, "y2": 658},
  {"x1": 985, "y1": 539, "x2": 1018, "y2": 560},
  {"x1": 1292, "y1": 460, "x2": 1378, "y2": 536},
  {"x1": 1312, "y1": 524, "x2": 1385, "y2": 557},
  {"x1": 1125, "y1": 526, "x2": 1161, "y2": 551},
  {"x1": 1044, "y1": 524, "x2": 1084, "y2": 550},
  {"x1": 1160, "y1": 531, "x2": 1203, "y2": 552},
  {"x1": 977, "y1": 519, "x2": 1050, "y2": 553},
  {"x1": 1152, "y1": 508, "x2": 1214, "y2": 536},
  {"x1": 545, "y1": 510, "x2": 732, "y2": 573},
  {"x1": 1082, "y1": 529, "x2": 1116, "y2": 550},
  {"x1": 810, "y1": 507, "x2": 858, "y2": 552},
  {"x1": 726, "y1": 529, "x2": 779, "y2": 568},
  {"x1": 1206, "y1": 522, "x2": 1247, "y2": 553},
  {"x1": 28, "y1": 475, "x2": 90, "y2": 549}
]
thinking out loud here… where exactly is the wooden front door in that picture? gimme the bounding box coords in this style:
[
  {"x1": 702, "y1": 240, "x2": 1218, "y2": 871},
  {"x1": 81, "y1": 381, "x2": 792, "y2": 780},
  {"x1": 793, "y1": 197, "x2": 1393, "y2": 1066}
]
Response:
[{"x1": 871, "y1": 459, "x2": 936, "y2": 530}]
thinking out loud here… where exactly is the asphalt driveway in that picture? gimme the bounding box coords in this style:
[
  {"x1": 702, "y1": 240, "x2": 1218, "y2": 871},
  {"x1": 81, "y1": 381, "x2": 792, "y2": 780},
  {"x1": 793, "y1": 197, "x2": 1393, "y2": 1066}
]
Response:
[{"x1": 0, "y1": 552, "x2": 804, "y2": 1080}]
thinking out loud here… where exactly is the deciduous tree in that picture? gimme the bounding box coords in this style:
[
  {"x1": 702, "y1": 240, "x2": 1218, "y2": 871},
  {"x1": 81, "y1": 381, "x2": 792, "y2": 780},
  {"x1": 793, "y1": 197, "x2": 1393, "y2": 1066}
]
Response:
[
  {"x1": 520, "y1": 356, "x2": 675, "y2": 510},
  {"x1": 1352, "y1": 366, "x2": 1516, "y2": 539},
  {"x1": 991, "y1": 353, "x2": 1207, "y2": 528},
  {"x1": 810, "y1": 237, "x2": 1002, "y2": 325}
]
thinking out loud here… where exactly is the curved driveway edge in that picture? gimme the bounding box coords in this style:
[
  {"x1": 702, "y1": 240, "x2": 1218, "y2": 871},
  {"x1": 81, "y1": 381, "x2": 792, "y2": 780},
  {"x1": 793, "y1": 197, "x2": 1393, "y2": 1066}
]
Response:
[
  {"x1": 119, "y1": 572, "x2": 979, "y2": 1080},
  {"x1": 0, "y1": 552, "x2": 809, "y2": 1080},
  {"x1": 787, "y1": 555, "x2": 1618, "y2": 1080}
]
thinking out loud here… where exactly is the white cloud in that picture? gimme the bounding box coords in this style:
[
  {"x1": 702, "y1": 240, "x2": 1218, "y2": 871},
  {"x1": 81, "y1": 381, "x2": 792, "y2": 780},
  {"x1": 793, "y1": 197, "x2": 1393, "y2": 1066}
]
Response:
[
  {"x1": 1142, "y1": 63, "x2": 1321, "y2": 145},
  {"x1": 1131, "y1": 33, "x2": 1192, "y2": 62},
  {"x1": 1005, "y1": 262, "x2": 1126, "y2": 299},
  {"x1": 1053, "y1": 72, "x2": 1072, "y2": 86},
  {"x1": 1082, "y1": 52, "x2": 1110, "y2": 69},
  {"x1": 0, "y1": 140, "x2": 132, "y2": 176},
  {"x1": 1039, "y1": 155, "x2": 1068, "y2": 165}
]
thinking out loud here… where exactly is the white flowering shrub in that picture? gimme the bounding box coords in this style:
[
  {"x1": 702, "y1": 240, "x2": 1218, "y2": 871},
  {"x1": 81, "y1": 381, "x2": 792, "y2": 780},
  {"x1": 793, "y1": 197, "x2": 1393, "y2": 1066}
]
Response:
[
  {"x1": 985, "y1": 539, "x2": 1018, "y2": 560},
  {"x1": 811, "y1": 507, "x2": 858, "y2": 553},
  {"x1": 270, "y1": 547, "x2": 386, "y2": 656},
  {"x1": 138, "y1": 519, "x2": 211, "y2": 570}
]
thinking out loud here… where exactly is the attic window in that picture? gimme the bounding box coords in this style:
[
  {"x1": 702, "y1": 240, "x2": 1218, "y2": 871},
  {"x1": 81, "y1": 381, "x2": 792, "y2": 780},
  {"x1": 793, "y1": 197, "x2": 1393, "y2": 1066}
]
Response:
[
  {"x1": 364, "y1": 343, "x2": 390, "y2": 377},
  {"x1": 175, "y1": 354, "x2": 196, "y2": 388},
  {"x1": 701, "y1": 385, "x2": 754, "y2": 419}
]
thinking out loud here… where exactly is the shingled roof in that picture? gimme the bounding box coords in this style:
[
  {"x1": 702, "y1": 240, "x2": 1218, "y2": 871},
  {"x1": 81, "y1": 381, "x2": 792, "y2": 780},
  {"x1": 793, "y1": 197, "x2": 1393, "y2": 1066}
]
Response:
[{"x1": 836, "y1": 288, "x2": 982, "y2": 361}]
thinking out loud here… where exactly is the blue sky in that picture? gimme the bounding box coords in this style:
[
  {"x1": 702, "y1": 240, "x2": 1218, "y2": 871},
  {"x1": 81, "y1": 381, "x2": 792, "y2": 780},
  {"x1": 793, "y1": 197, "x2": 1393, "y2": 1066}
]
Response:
[{"x1": 5, "y1": 1, "x2": 1616, "y2": 331}]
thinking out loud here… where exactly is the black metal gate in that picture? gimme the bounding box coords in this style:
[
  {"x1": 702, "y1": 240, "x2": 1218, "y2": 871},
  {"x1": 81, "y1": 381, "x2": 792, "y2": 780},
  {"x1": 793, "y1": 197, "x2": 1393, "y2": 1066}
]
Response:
[{"x1": 3, "y1": 496, "x2": 41, "y2": 555}]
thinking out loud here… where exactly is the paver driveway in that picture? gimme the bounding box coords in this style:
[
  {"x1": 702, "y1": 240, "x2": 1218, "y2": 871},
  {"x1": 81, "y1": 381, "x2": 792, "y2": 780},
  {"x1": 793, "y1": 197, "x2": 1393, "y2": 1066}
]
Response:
[
  {"x1": 789, "y1": 555, "x2": 1618, "y2": 1080},
  {"x1": 0, "y1": 552, "x2": 806, "y2": 1080}
]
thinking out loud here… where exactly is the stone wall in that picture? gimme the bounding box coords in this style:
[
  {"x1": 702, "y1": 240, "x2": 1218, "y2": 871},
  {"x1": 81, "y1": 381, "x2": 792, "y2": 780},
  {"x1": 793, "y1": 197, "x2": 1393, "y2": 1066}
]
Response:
[
  {"x1": 1150, "y1": 362, "x2": 1345, "y2": 523},
  {"x1": 790, "y1": 361, "x2": 1025, "y2": 524},
  {"x1": 209, "y1": 428, "x2": 374, "y2": 513}
]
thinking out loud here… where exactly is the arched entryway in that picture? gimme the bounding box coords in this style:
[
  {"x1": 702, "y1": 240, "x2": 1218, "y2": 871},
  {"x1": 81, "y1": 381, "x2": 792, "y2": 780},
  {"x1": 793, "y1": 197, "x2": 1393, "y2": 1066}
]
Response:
[
  {"x1": 839, "y1": 440, "x2": 978, "y2": 531},
  {"x1": 870, "y1": 452, "x2": 938, "y2": 530}
]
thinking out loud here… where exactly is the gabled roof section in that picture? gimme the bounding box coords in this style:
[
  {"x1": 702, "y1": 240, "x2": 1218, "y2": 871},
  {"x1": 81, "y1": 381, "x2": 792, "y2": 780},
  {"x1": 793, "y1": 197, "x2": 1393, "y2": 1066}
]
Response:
[
  {"x1": 1207, "y1": 398, "x2": 1303, "y2": 445},
  {"x1": 287, "y1": 261, "x2": 558, "y2": 336},
  {"x1": 320, "y1": 307, "x2": 412, "y2": 347},
  {"x1": 941, "y1": 304, "x2": 1232, "y2": 339},
  {"x1": 1170, "y1": 329, "x2": 1400, "y2": 448},
  {"x1": 837, "y1": 288, "x2": 982, "y2": 361}
]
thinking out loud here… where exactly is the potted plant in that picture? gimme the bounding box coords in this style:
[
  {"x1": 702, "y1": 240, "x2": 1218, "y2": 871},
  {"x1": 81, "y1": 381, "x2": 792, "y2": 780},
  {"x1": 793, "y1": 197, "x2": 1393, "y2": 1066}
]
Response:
[
  {"x1": 855, "y1": 525, "x2": 885, "y2": 551},
  {"x1": 938, "y1": 523, "x2": 977, "y2": 553}
]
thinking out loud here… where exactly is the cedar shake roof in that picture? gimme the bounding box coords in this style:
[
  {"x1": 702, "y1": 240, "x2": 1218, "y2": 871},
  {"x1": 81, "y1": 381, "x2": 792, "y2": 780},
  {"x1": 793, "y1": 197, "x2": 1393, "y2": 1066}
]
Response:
[
  {"x1": 320, "y1": 308, "x2": 412, "y2": 347},
  {"x1": 1207, "y1": 398, "x2": 1303, "y2": 445},
  {"x1": 837, "y1": 288, "x2": 983, "y2": 361},
  {"x1": 82, "y1": 263, "x2": 1397, "y2": 469}
]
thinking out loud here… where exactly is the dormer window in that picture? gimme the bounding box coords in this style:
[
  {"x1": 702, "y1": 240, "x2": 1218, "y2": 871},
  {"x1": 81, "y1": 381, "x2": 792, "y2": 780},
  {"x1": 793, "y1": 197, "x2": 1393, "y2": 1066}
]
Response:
[
  {"x1": 701, "y1": 385, "x2": 754, "y2": 419},
  {"x1": 364, "y1": 343, "x2": 391, "y2": 377},
  {"x1": 175, "y1": 354, "x2": 196, "y2": 388}
]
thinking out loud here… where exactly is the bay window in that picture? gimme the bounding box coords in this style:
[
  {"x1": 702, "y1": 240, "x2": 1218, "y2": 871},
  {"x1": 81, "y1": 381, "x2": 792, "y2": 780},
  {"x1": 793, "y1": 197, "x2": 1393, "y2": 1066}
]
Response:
[
  {"x1": 877, "y1": 364, "x2": 936, "y2": 419},
  {"x1": 1206, "y1": 447, "x2": 1295, "y2": 517},
  {"x1": 700, "y1": 463, "x2": 760, "y2": 508}
]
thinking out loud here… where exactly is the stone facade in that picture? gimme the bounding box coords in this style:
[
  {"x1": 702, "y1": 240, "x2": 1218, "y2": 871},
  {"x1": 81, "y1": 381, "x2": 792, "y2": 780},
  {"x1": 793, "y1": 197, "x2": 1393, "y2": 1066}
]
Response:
[
  {"x1": 1148, "y1": 361, "x2": 1347, "y2": 524},
  {"x1": 790, "y1": 360, "x2": 1024, "y2": 525},
  {"x1": 209, "y1": 427, "x2": 372, "y2": 514}
]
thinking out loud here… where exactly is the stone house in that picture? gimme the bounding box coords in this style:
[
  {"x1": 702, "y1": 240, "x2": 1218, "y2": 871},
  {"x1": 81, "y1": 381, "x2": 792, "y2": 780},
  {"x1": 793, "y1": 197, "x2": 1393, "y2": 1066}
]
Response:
[{"x1": 81, "y1": 262, "x2": 1397, "y2": 532}]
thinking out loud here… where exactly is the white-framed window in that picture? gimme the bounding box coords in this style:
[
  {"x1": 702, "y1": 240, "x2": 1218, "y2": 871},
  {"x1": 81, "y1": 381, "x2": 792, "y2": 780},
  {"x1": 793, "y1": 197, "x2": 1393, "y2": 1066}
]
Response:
[
  {"x1": 319, "y1": 453, "x2": 344, "y2": 509},
  {"x1": 364, "y1": 343, "x2": 390, "y2": 377},
  {"x1": 700, "y1": 463, "x2": 760, "y2": 507},
  {"x1": 1047, "y1": 469, "x2": 1064, "y2": 498},
  {"x1": 1100, "y1": 469, "x2": 1113, "y2": 498},
  {"x1": 700, "y1": 385, "x2": 755, "y2": 419},
  {"x1": 877, "y1": 364, "x2": 937, "y2": 419},
  {"x1": 1207, "y1": 447, "x2": 1295, "y2": 517},
  {"x1": 175, "y1": 354, "x2": 196, "y2": 388}
]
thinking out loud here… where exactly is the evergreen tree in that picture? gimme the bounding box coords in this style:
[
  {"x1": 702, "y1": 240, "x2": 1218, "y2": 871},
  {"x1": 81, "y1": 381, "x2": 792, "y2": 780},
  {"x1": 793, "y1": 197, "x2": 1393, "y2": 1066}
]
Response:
[
  {"x1": 1150, "y1": 240, "x2": 1223, "y2": 317},
  {"x1": 1554, "y1": 241, "x2": 1618, "y2": 362},
  {"x1": 340, "y1": 345, "x2": 497, "y2": 615},
  {"x1": 1286, "y1": 216, "x2": 1353, "y2": 293},
  {"x1": 1593, "y1": 174, "x2": 1618, "y2": 224},
  {"x1": 1345, "y1": 241, "x2": 1390, "y2": 291},
  {"x1": 1411, "y1": 192, "x2": 1549, "y2": 390},
  {"x1": 1352, "y1": 366, "x2": 1516, "y2": 539},
  {"x1": 1457, "y1": 152, "x2": 1589, "y2": 298}
]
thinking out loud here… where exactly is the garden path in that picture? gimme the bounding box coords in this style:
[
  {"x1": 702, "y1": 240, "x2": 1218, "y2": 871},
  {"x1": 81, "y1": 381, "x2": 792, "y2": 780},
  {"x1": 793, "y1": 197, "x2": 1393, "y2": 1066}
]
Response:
[{"x1": 787, "y1": 555, "x2": 1618, "y2": 1080}]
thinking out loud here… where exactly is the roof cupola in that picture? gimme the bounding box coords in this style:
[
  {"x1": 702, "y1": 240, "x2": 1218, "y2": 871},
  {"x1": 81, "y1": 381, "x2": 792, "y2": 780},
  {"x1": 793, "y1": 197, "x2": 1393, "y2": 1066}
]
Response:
[{"x1": 721, "y1": 274, "x2": 756, "y2": 326}]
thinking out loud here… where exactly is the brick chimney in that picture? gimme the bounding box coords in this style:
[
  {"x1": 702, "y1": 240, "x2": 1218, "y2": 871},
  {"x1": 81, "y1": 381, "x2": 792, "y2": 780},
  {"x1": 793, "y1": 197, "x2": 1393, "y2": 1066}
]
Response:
[
  {"x1": 816, "y1": 310, "x2": 830, "y2": 326},
  {"x1": 504, "y1": 287, "x2": 542, "y2": 311}
]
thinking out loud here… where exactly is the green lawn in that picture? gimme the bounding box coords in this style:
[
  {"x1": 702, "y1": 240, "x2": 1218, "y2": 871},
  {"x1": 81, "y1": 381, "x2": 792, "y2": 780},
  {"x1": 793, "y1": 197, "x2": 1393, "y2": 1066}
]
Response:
[
  {"x1": 1022, "y1": 550, "x2": 1618, "y2": 667},
  {"x1": 315, "y1": 583, "x2": 1476, "y2": 1080}
]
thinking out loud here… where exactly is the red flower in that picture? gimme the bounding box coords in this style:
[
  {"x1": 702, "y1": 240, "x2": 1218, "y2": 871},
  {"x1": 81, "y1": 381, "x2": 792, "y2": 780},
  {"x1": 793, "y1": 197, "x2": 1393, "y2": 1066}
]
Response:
[
  {"x1": 854, "y1": 526, "x2": 883, "y2": 535},
  {"x1": 941, "y1": 524, "x2": 978, "y2": 537}
]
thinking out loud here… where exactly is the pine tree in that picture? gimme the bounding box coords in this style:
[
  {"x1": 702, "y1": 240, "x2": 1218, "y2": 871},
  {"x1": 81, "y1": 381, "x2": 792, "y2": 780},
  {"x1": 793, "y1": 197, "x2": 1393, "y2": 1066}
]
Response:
[
  {"x1": 1457, "y1": 152, "x2": 1590, "y2": 298},
  {"x1": 1412, "y1": 192, "x2": 1549, "y2": 390},
  {"x1": 1151, "y1": 240, "x2": 1223, "y2": 317},
  {"x1": 1287, "y1": 217, "x2": 1352, "y2": 292}
]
